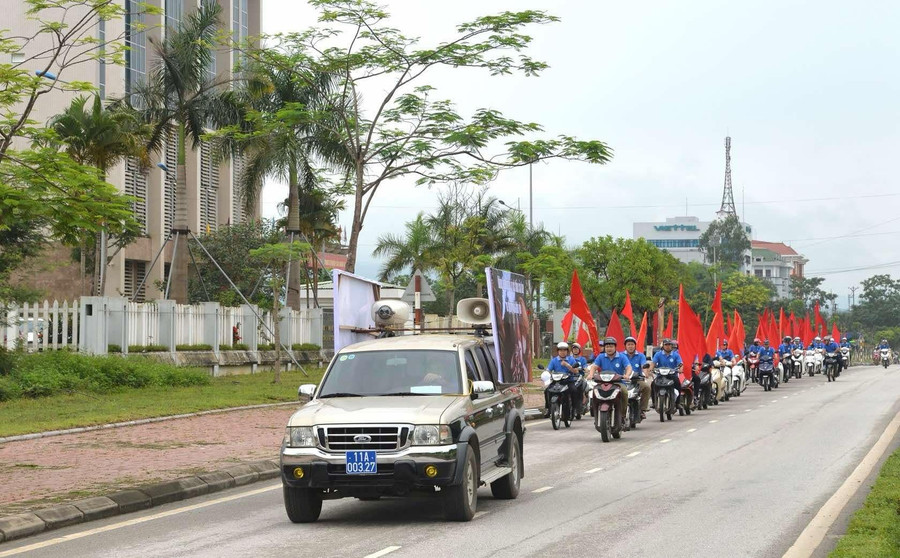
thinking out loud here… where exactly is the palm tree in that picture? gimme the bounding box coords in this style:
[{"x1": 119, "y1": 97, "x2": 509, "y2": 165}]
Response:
[
  {"x1": 372, "y1": 213, "x2": 435, "y2": 282},
  {"x1": 124, "y1": 2, "x2": 235, "y2": 303},
  {"x1": 222, "y1": 62, "x2": 351, "y2": 309},
  {"x1": 50, "y1": 94, "x2": 146, "y2": 295}
]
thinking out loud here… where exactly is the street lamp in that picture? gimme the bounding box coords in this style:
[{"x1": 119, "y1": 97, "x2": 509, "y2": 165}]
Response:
[
  {"x1": 710, "y1": 235, "x2": 721, "y2": 285},
  {"x1": 497, "y1": 199, "x2": 524, "y2": 217}
]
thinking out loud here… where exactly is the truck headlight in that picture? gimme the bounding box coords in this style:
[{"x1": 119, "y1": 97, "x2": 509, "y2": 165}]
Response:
[
  {"x1": 410, "y1": 425, "x2": 452, "y2": 446},
  {"x1": 284, "y1": 426, "x2": 317, "y2": 448}
]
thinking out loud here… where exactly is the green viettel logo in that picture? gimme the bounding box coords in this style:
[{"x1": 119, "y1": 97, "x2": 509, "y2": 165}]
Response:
[{"x1": 653, "y1": 224, "x2": 699, "y2": 232}]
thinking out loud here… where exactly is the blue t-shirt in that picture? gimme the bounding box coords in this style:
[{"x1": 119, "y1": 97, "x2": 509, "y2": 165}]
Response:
[
  {"x1": 808, "y1": 342, "x2": 824, "y2": 350},
  {"x1": 878, "y1": 343, "x2": 890, "y2": 350},
  {"x1": 622, "y1": 351, "x2": 647, "y2": 378},
  {"x1": 652, "y1": 350, "x2": 683, "y2": 369},
  {"x1": 593, "y1": 351, "x2": 632, "y2": 376},
  {"x1": 840, "y1": 342, "x2": 851, "y2": 348},
  {"x1": 758, "y1": 346, "x2": 775, "y2": 358},
  {"x1": 716, "y1": 349, "x2": 735, "y2": 361},
  {"x1": 823, "y1": 341, "x2": 839, "y2": 352},
  {"x1": 547, "y1": 355, "x2": 576, "y2": 373},
  {"x1": 572, "y1": 355, "x2": 589, "y2": 369},
  {"x1": 777, "y1": 343, "x2": 793, "y2": 356},
  {"x1": 745, "y1": 344, "x2": 761, "y2": 355}
]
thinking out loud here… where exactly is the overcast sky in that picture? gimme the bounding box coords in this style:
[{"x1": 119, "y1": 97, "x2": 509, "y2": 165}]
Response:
[{"x1": 260, "y1": 0, "x2": 900, "y2": 308}]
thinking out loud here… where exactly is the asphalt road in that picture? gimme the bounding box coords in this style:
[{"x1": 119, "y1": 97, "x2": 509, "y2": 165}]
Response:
[{"x1": 3, "y1": 365, "x2": 898, "y2": 558}]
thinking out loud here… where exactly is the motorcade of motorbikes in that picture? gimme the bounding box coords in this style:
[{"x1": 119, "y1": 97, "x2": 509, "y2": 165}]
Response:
[
  {"x1": 881, "y1": 348, "x2": 891, "y2": 369},
  {"x1": 823, "y1": 350, "x2": 840, "y2": 382},
  {"x1": 839, "y1": 347, "x2": 850, "y2": 374},
  {"x1": 758, "y1": 354, "x2": 775, "y2": 391},
  {"x1": 791, "y1": 348, "x2": 804, "y2": 379},
  {"x1": 590, "y1": 369, "x2": 625, "y2": 442},
  {"x1": 652, "y1": 367, "x2": 680, "y2": 422},
  {"x1": 714, "y1": 357, "x2": 735, "y2": 401},
  {"x1": 804, "y1": 349, "x2": 817, "y2": 377}
]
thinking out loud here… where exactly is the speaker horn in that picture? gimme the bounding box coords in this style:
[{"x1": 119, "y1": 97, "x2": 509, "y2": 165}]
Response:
[{"x1": 457, "y1": 298, "x2": 492, "y2": 326}]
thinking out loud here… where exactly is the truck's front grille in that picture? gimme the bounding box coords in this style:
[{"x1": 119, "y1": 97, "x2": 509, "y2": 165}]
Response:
[{"x1": 319, "y1": 425, "x2": 409, "y2": 451}]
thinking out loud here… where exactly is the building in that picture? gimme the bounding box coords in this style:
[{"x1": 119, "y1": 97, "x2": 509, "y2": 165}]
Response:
[
  {"x1": 633, "y1": 215, "x2": 754, "y2": 272},
  {"x1": 750, "y1": 241, "x2": 808, "y2": 299},
  {"x1": 8, "y1": 0, "x2": 262, "y2": 302}
]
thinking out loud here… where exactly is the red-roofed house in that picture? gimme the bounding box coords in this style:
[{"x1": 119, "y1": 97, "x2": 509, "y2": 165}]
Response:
[{"x1": 751, "y1": 241, "x2": 808, "y2": 298}]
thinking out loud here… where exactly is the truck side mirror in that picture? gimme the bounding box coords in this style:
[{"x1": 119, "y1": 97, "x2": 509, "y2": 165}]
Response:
[
  {"x1": 472, "y1": 381, "x2": 495, "y2": 399},
  {"x1": 298, "y1": 384, "x2": 316, "y2": 401}
]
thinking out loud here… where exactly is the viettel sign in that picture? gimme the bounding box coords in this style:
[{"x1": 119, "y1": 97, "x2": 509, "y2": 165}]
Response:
[{"x1": 653, "y1": 224, "x2": 699, "y2": 231}]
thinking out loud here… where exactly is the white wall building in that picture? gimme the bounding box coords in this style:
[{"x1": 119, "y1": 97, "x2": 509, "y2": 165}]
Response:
[{"x1": 633, "y1": 215, "x2": 754, "y2": 272}]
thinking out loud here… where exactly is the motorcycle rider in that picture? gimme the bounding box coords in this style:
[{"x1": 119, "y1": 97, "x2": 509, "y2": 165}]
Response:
[
  {"x1": 759, "y1": 339, "x2": 776, "y2": 385},
  {"x1": 745, "y1": 338, "x2": 762, "y2": 357},
  {"x1": 716, "y1": 340, "x2": 735, "y2": 363},
  {"x1": 622, "y1": 336, "x2": 651, "y2": 419},
  {"x1": 778, "y1": 336, "x2": 793, "y2": 379},
  {"x1": 650, "y1": 338, "x2": 683, "y2": 410},
  {"x1": 571, "y1": 342, "x2": 589, "y2": 369},
  {"x1": 807, "y1": 336, "x2": 825, "y2": 350},
  {"x1": 839, "y1": 337, "x2": 851, "y2": 369},
  {"x1": 545, "y1": 342, "x2": 578, "y2": 417},
  {"x1": 823, "y1": 335, "x2": 840, "y2": 353},
  {"x1": 590, "y1": 336, "x2": 633, "y2": 430},
  {"x1": 793, "y1": 336, "x2": 803, "y2": 351}
]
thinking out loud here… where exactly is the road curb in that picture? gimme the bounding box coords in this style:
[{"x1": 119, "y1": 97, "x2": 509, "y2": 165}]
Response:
[{"x1": 0, "y1": 458, "x2": 280, "y2": 544}]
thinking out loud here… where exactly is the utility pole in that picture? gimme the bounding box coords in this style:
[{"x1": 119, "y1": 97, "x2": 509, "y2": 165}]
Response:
[
  {"x1": 849, "y1": 285, "x2": 858, "y2": 308},
  {"x1": 528, "y1": 162, "x2": 533, "y2": 229}
]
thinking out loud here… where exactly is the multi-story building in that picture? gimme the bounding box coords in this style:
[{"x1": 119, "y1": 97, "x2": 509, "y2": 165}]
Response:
[
  {"x1": 633, "y1": 215, "x2": 754, "y2": 273},
  {"x1": 8, "y1": 0, "x2": 262, "y2": 301},
  {"x1": 750, "y1": 240, "x2": 808, "y2": 299}
]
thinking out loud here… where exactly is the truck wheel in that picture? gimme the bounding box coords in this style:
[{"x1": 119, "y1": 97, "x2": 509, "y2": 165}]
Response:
[
  {"x1": 444, "y1": 445, "x2": 478, "y2": 521},
  {"x1": 283, "y1": 485, "x2": 322, "y2": 523},
  {"x1": 491, "y1": 432, "x2": 521, "y2": 500}
]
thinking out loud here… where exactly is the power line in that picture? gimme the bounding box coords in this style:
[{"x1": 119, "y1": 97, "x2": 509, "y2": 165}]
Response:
[
  {"x1": 806, "y1": 259, "x2": 900, "y2": 276},
  {"x1": 787, "y1": 230, "x2": 900, "y2": 244},
  {"x1": 797, "y1": 215, "x2": 900, "y2": 249}
]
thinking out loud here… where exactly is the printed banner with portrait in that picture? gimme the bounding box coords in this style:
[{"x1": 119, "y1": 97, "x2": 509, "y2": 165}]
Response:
[{"x1": 485, "y1": 268, "x2": 533, "y2": 383}]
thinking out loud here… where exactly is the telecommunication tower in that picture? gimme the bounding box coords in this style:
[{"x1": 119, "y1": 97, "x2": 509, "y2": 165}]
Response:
[{"x1": 717, "y1": 136, "x2": 737, "y2": 218}]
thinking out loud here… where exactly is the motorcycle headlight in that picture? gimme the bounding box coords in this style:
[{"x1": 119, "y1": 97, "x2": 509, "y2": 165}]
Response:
[
  {"x1": 551, "y1": 373, "x2": 565, "y2": 381},
  {"x1": 599, "y1": 373, "x2": 615, "y2": 382},
  {"x1": 410, "y1": 425, "x2": 452, "y2": 446},
  {"x1": 284, "y1": 426, "x2": 317, "y2": 448}
]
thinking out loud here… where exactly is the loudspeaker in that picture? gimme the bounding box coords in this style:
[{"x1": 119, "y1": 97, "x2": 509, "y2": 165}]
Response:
[
  {"x1": 457, "y1": 298, "x2": 492, "y2": 326},
  {"x1": 371, "y1": 299, "x2": 410, "y2": 327}
]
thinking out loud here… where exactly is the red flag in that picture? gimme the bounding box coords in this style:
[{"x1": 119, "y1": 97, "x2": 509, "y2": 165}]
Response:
[
  {"x1": 733, "y1": 310, "x2": 746, "y2": 354},
  {"x1": 677, "y1": 285, "x2": 706, "y2": 366},
  {"x1": 778, "y1": 307, "x2": 786, "y2": 340},
  {"x1": 576, "y1": 321, "x2": 590, "y2": 347},
  {"x1": 652, "y1": 312, "x2": 659, "y2": 345},
  {"x1": 622, "y1": 290, "x2": 637, "y2": 338},
  {"x1": 561, "y1": 310, "x2": 574, "y2": 340},
  {"x1": 706, "y1": 283, "x2": 725, "y2": 354},
  {"x1": 814, "y1": 301, "x2": 826, "y2": 337},
  {"x1": 727, "y1": 314, "x2": 733, "y2": 337},
  {"x1": 637, "y1": 312, "x2": 648, "y2": 350},
  {"x1": 789, "y1": 311, "x2": 798, "y2": 339},
  {"x1": 663, "y1": 313, "x2": 674, "y2": 339},
  {"x1": 755, "y1": 314, "x2": 765, "y2": 342},
  {"x1": 711, "y1": 282, "x2": 723, "y2": 316},
  {"x1": 804, "y1": 312, "x2": 814, "y2": 344},
  {"x1": 606, "y1": 308, "x2": 626, "y2": 351},
  {"x1": 832, "y1": 323, "x2": 840, "y2": 342},
  {"x1": 768, "y1": 310, "x2": 779, "y2": 344},
  {"x1": 569, "y1": 270, "x2": 599, "y2": 350}
]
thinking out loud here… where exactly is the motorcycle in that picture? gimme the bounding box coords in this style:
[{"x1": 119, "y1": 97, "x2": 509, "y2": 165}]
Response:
[
  {"x1": 710, "y1": 363, "x2": 726, "y2": 404},
  {"x1": 791, "y1": 349, "x2": 804, "y2": 379},
  {"x1": 758, "y1": 354, "x2": 775, "y2": 391},
  {"x1": 745, "y1": 352, "x2": 760, "y2": 383},
  {"x1": 543, "y1": 370, "x2": 574, "y2": 430},
  {"x1": 881, "y1": 348, "x2": 891, "y2": 369},
  {"x1": 652, "y1": 367, "x2": 679, "y2": 422},
  {"x1": 678, "y1": 372, "x2": 694, "y2": 416},
  {"x1": 814, "y1": 348, "x2": 825, "y2": 374},
  {"x1": 626, "y1": 376, "x2": 643, "y2": 430},
  {"x1": 715, "y1": 358, "x2": 734, "y2": 401},
  {"x1": 591, "y1": 370, "x2": 624, "y2": 442},
  {"x1": 777, "y1": 354, "x2": 790, "y2": 384},
  {"x1": 823, "y1": 350, "x2": 839, "y2": 382},
  {"x1": 695, "y1": 364, "x2": 714, "y2": 410},
  {"x1": 571, "y1": 366, "x2": 587, "y2": 420},
  {"x1": 839, "y1": 347, "x2": 850, "y2": 374},
  {"x1": 804, "y1": 349, "x2": 817, "y2": 377},
  {"x1": 729, "y1": 358, "x2": 746, "y2": 397}
]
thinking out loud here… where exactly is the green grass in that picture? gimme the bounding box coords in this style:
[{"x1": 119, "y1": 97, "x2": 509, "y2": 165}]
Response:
[
  {"x1": 830, "y1": 446, "x2": 900, "y2": 557},
  {"x1": 0, "y1": 368, "x2": 325, "y2": 438}
]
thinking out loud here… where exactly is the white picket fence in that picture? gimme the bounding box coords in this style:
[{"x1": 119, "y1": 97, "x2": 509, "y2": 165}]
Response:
[
  {"x1": 3, "y1": 300, "x2": 81, "y2": 352},
  {"x1": 3, "y1": 298, "x2": 323, "y2": 354}
]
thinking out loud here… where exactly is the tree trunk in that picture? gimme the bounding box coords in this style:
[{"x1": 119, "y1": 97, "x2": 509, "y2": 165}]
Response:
[
  {"x1": 80, "y1": 239, "x2": 86, "y2": 297},
  {"x1": 272, "y1": 285, "x2": 282, "y2": 384},
  {"x1": 91, "y1": 232, "x2": 101, "y2": 296},
  {"x1": 286, "y1": 175, "x2": 302, "y2": 309},
  {"x1": 345, "y1": 167, "x2": 365, "y2": 274},
  {"x1": 169, "y1": 162, "x2": 190, "y2": 303},
  {"x1": 312, "y1": 248, "x2": 320, "y2": 308}
]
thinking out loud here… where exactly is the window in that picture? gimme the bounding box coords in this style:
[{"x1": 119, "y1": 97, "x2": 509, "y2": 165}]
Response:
[
  {"x1": 319, "y1": 350, "x2": 464, "y2": 396},
  {"x1": 200, "y1": 141, "x2": 219, "y2": 233},
  {"x1": 477, "y1": 345, "x2": 499, "y2": 384},
  {"x1": 765, "y1": 269, "x2": 771, "y2": 278},
  {"x1": 464, "y1": 350, "x2": 482, "y2": 383},
  {"x1": 98, "y1": 19, "x2": 106, "y2": 98},
  {"x1": 163, "y1": 132, "x2": 177, "y2": 233},
  {"x1": 165, "y1": 0, "x2": 183, "y2": 33},
  {"x1": 123, "y1": 260, "x2": 147, "y2": 302},
  {"x1": 124, "y1": 158, "x2": 148, "y2": 234},
  {"x1": 125, "y1": 0, "x2": 146, "y2": 100},
  {"x1": 754, "y1": 269, "x2": 763, "y2": 277},
  {"x1": 11, "y1": 53, "x2": 24, "y2": 64},
  {"x1": 233, "y1": 0, "x2": 250, "y2": 70}
]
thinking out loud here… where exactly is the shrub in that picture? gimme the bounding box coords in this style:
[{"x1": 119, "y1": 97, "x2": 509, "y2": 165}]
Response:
[
  {"x1": 257, "y1": 343, "x2": 275, "y2": 351},
  {"x1": 232, "y1": 343, "x2": 249, "y2": 350},
  {"x1": 128, "y1": 344, "x2": 169, "y2": 353},
  {"x1": 291, "y1": 343, "x2": 321, "y2": 352},
  {"x1": 107, "y1": 344, "x2": 122, "y2": 353},
  {"x1": 175, "y1": 344, "x2": 213, "y2": 351},
  {"x1": 0, "y1": 376, "x2": 23, "y2": 401},
  {"x1": 0, "y1": 347, "x2": 16, "y2": 376}
]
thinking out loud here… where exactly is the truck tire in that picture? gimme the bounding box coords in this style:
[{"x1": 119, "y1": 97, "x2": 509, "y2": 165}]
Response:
[
  {"x1": 444, "y1": 445, "x2": 478, "y2": 521},
  {"x1": 283, "y1": 485, "x2": 322, "y2": 523},
  {"x1": 491, "y1": 432, "x2": 521, "y2": 500}
]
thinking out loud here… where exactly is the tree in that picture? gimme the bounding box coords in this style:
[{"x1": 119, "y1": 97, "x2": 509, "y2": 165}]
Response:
[
  {"x1": 246, "y1": 0, "x2": 612, "y2": 272},
  {"x1": 699, "y1": 214, "x2": 750, "y2": 268},
  {"x1": 126, "y1": 1, "x2": 237, "y2": 303},
  {"x1": 249, "y1": 241, "x2": 308, "y2": 383},
  {"x1": 855, "y1": 274, "x2": 900, "y2": 330},
  {"x1": 49, "y1": 95, "x2": 146, "y2": 295},
  {"x1": 721, "y1": 273, "x2": 774, "y2": 338},
  {"x1": 373, "y1": 213, "x2": 435, "y2": 282},
  {"x1": 790, "y1": 276, "x2": 828, "y2": 310},
  {"x1": 188, "y1": 221, "x2": 283, "y2": 307},
  {"x1": 0, "y1": 1, "x2": 145, "y2": 296}
]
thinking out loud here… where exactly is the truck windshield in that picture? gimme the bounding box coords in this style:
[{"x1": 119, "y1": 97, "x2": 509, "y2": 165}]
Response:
[{"x1": 319, "y1": 350, "x2": 463, "y2": 397}]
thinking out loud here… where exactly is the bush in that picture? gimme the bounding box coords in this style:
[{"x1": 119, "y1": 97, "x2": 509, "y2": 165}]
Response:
[
  {"x1": 108, "y1": 344, "x2": 122, "y2": 353},
  {"x1": 257, "y1": 343, "x2": 275, "y2": 351},
  {"x1": 128, "y1": 344, "x2": 169, "y2": 353},
  {"x1": 232, "y1": 343, "x2": 249, "y2": 350},
  {"x1": 291, "y1": 343, "x2": 321, "y2": 352},
  {"x1": 0, "y1": 351, "x2": 210, "y2": 400},
  {"x1": 0, "y1": 347, "x2": 17, "y2": 376},
  {"x1": 175, "y1": 344, "x2": 213, "y2": 351}
]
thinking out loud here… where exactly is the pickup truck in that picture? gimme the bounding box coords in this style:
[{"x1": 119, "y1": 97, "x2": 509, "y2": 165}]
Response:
[{"x1": 280, "y1": 333, "x2": 526, "y2": 522}]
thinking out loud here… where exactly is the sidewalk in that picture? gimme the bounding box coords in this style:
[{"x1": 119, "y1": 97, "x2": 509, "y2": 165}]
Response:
[{"x1": 1, "y1": 391, "x2": 546, "y2": 517}]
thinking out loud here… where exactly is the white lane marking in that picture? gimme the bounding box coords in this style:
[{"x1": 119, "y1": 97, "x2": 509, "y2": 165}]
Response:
[
  {"x1": 687, "y1": 428, "x2": 697, "y2": 432},
  {"x1": 784, "y1": 409, "x2": 900, "y2": 557},
  {"x1": 772, "y1": 400, "x2": 779, "y2": 403},
  {"x1": 745, "y1": 409, "x2": 752, "y2": 412},
  {"x1": 708, "y1": 419, "x2": 718, "y2": 423},
  {"x1": 473, "y1": 511, "x2": 489, "y2": 519},
  {"x1": 585, "y1": 467, "x2": 603, "y2": 474},
  {"x1": 0, "y1": 483, "x2": 281, "y2": 557},
  {"x1": 532, "y1": 486, "x2": 553, "y2": 493},
  {"x1": 660, "y1": 439, "x2": 671, "y2": 443},
  {"x1": 783, "y1": 396, "x2": 789, "y2": 399},
  {"x1": 364, "y1": 547, "x2": 402, "y2": 558},
  {"x1": 626, "y1": 451, "x2": 641, "y2": 457},
  {"x1": 728, "y1": 414, "x2": 736, "y2": 417}
]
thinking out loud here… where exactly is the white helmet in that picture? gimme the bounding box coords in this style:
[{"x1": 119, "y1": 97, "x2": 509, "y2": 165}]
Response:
[
  {"x1": 556, "y1": 342, "x2": 569, "y2": 350},
  {"x1": 814, "y1": 336, "x2": 821, "y2": 342}
]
